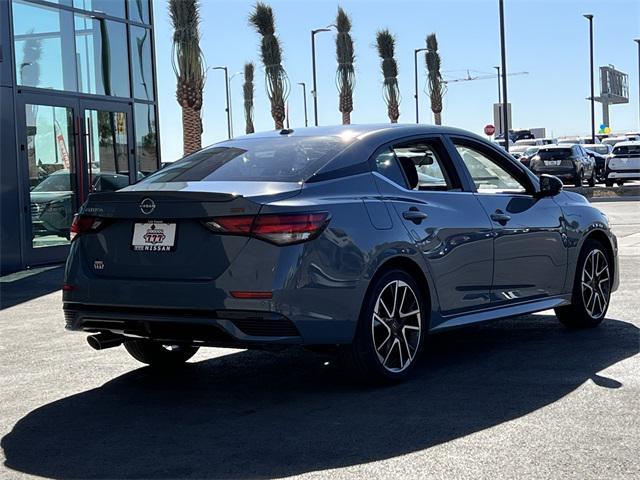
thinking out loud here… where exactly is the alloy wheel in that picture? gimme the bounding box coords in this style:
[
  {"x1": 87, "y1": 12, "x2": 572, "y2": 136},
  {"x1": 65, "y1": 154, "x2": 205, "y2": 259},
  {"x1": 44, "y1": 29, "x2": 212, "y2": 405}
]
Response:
[
  {"x1": 371, "y1": 280, "x2": 422, "y2": 373},
  {"x1": 581, "y1": 249, "x2": 610, "y2": 319}
]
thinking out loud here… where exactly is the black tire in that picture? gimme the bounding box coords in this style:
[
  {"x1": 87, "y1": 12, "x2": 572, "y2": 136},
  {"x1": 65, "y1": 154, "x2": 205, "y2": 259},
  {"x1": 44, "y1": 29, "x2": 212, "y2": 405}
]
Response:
[
  {"x1": 340, "y1": 269, "x2": 427, "y2": 384},
  {"x1": 616, "y1": 180, "x2": 624, "y2": 186},
  {"x1": 124, "y1": 340, "x2": 199, "y2": 367},
  {"x1": 605, "y1": 180, "x2": 614, "y2": 187},
  {"x1": 573, "y1": 171, "x2": 583, "y2": 187},
  {"x1": 587, "y1": 171, "x2": 596, "y2": 187},
  {"x1": 554, "y1": 239, "x2": 612, "y2": 329}
]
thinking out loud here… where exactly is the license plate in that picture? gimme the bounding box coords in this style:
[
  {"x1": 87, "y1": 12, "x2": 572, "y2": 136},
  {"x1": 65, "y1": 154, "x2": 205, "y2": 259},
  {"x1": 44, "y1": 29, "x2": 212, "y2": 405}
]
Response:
[
  {"x1": 132, "y1": 222, "x2": 176, "y2": 251},
  {"x1": 545, "y1": 160, "x2": 561, "y2": 166}
]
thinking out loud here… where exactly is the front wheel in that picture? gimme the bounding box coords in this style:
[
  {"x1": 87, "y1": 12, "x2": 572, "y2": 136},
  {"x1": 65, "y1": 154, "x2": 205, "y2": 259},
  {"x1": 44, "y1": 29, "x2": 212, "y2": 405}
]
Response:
[
  {"x1": 340, "y1": 269, "x2": 426, "y2": 384},
  {"x1": 124, "y1": 340, "x2": 199, "y2": 367},
  {"x1": 555, "y1": 239, "x2": 612, "y2": 328}
]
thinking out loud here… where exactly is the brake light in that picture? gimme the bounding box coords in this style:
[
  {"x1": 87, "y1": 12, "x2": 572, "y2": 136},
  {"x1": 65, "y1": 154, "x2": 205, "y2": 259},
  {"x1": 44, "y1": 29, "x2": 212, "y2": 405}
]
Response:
[
  {"x1": 204, "y1": 212, "x2": 329, "y2": 245},
  {"x1": 69, "y1": 215, "x2": 103, "y2": 241}
]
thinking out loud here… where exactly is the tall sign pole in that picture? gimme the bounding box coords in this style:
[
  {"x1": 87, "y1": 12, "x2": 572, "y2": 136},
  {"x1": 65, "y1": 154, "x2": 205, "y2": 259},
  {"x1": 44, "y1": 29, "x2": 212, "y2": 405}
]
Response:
[
  {"x1": 584, "y1": 14, "x2": 595, "y2": 143},
  {"x1": 499, "y1": 0, "x2": 510, "y2": 152}
]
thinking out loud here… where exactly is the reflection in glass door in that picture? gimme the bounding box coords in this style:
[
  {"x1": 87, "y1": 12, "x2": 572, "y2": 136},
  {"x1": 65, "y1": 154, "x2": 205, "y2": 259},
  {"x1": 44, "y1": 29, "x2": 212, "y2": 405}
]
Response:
[
  {"x1": 25, "y1": 103, "x2": 77, "y2": 248},
  {"x1": 83, "y1": 108, "x2": 132, "y2": 193}
]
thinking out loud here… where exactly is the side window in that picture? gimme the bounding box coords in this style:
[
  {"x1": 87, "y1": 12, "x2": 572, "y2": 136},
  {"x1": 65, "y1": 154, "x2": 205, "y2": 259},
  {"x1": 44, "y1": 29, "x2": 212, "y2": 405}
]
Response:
[
  {"x1": 454, "y1": 143, "x2": 528, "y2": 194},
  {"x1": 373, "y1": 148, "x2": 407, "y2": 187},
  {"x1": 391, "y1": 139, "x2": 459, "y2": 191}
]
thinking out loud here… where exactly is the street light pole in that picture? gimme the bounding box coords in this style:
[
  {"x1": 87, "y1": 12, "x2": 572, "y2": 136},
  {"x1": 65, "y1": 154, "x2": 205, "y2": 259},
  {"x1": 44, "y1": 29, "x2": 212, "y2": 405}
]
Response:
[
  {"x1": 311, "y1": 27, "x2": 331, "y2": 127},
  {"x1": 494, "y1": 66, "x2": 501, "y2": 105},
  {"x1": 635, "y1": 39, "x2": 640, "y2": 129},
  {"x1": 298, "y1": 82, "x2": 308, "y2": 127},
  {"x1": 414, "y1": 48, "x2": 428, "y2": 123},
  {"x1": 228, "y1": 72, "x2": 243, "y2": 139},
  {"x1": 213, "y1": 66, "x2": 231, "y2": 139},
  {"x1": 499, "y1": 0, "x2": 510, "y2": 152},
  {"x1": 584, "y1": 14, "x2": 595, "y2": 143}
]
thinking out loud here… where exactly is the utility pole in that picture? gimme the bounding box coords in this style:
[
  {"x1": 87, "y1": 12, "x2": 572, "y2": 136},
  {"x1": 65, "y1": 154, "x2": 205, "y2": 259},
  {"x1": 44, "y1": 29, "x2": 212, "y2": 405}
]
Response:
[
  {"x1": 635, "y1": 39, "x2": 640, "y2": 129},
  {"x1": 584, "y1": 14, "x2": 596, "y2": 143},
  {"x1": 311, "y1": 27, "x2": 331, "y2": 126},
  {"x1": 414, "y1": 48, "x2": 428, "y2": 123},
  {"x1": 499, "y1": 0, "x2": 510, "y2": 152},
  {"x1": 494, "y1": 66, "x2": 501, "y2": 104},
  {"x1": 298, "y1": 82, "x2": 308, "y2": 127},
  {"x1": 213, "y1": 66, "x2": 231, "y2": 139}
]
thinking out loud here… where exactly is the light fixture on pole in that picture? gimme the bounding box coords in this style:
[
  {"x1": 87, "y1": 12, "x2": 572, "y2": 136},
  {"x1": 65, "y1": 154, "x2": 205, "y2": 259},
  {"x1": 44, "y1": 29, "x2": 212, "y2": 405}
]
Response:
[
  {"x1": 213, "y1": 66, "x2": 231, "y2": 139},
  {"x1": 298, "y1": 82, "x2": 309, "y2": 127},
  {"x1": 414, "y1": 48, "x2": 428, "y2": 123},
  {"x1": 583, "y1": 14, "x2": 596, "y2": 144},
  {"x1": 498, "y1": 0, "x2": 510, "y2": 152},
  {"x1": 311, "y1": 27, "x2": 332, "y2": 126}
]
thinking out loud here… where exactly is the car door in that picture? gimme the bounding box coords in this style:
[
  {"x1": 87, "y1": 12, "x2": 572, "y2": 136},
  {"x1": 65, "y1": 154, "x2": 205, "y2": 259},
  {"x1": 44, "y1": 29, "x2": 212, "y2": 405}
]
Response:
[
  {"x1": 371, "y1": 135, "x2": 495, "y2": 317},
  {"x1": 448, "y1": 136, "x2": 567, "y2": 303}
]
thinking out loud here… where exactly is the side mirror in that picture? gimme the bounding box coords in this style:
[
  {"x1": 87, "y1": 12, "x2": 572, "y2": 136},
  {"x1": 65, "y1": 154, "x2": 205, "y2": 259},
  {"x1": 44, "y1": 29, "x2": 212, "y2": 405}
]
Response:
[{"x1": 537, "y1": 174, "x2": 563, "y2": 198}]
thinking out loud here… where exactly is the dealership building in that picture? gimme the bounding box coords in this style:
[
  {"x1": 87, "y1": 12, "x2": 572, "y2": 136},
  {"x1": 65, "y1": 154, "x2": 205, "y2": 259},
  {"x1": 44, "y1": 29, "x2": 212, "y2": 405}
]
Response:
[{"x1": 1, "y1": 0, "x2": 160, "y2": 274}]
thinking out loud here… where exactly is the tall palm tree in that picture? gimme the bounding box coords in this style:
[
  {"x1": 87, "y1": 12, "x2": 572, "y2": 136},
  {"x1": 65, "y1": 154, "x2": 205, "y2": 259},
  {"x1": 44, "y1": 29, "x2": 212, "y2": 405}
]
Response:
[
  {"x1": 376, "y1": 29, "x2": 400, "y2": 123},
  {"x1": 169, "y1": 0, "x2": 206, "y2": 155},
  {"x1": 425, "y1": 33, "x2": 445, "y2": 125},
  {"x1": 243, "y1": 62, "x2": 255, "y2": 134},
  {"x1": 335, "y1": 7, "x2": 355, "y2": 125},
  {"x1": 249, "y1": 2, "x2": 289, "y2": 130}
]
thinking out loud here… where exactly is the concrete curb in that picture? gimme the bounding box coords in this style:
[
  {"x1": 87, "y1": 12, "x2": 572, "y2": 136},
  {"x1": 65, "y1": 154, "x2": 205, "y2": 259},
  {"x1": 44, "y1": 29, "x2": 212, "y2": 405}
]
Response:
[{"x1": 571, "y1": 185, "x2": 640, "y2": 201}]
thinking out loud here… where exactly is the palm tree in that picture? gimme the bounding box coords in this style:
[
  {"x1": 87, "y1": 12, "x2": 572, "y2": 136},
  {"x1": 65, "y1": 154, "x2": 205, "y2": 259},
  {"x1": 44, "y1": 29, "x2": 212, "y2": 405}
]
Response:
[
  {"x1": 335, "y1": 7, "x2": 355, "y2": 125},
  {"x1": 169, "y1": 0, "x2": 206, "y2": 155},
  {"x1": 249, "y1": 2, "x2": 289, "y2": 130},
  {"x1": 376, "y1": 29, "x2": 400, "y2": 123},
  {"x1": 425, "y1": 33, "x2": 445, "y2": 125},
  {"x1": 243, "y1": 62, "x2": 255, "y2": 134}
]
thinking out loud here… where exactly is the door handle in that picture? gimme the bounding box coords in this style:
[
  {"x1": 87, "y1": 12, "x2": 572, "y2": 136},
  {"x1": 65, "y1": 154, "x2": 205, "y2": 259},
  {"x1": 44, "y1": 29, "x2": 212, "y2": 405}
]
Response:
[
  {"x1": 490, "y1": 210, "x2": 511, "y2": 224},
  {"x1": 403, "y1": 208, "x2": 428, "y2": 224}
]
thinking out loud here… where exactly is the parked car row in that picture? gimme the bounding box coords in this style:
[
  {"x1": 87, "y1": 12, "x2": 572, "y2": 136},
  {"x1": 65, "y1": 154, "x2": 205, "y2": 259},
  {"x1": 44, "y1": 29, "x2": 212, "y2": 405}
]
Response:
[{"x1": 506, "y1": 140, "x2": 640, "y2": 187}]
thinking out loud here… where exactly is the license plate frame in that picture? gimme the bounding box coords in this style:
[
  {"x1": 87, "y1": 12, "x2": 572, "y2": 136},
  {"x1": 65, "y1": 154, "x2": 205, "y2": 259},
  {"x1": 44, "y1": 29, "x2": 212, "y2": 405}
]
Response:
[
  {"x1": 545, "y1": 160, "x2": 561, "y2": 166},
  {"x1": 131, "y1": 221, "x2": 177, "y2": 252}
]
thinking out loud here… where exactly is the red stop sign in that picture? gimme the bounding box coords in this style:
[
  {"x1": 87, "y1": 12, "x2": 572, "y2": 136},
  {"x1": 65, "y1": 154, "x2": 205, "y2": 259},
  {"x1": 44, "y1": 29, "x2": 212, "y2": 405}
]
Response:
[{"x1": 484, "y1": 124, "x2": 496, "y2": 136}]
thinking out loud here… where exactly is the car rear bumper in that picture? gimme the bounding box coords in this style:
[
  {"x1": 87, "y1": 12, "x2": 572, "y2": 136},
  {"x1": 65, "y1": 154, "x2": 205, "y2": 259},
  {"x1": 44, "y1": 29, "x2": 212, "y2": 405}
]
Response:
[
  {"x1": 606, "y1": 170, "x2": 640, "y2": 179},
  {"x1": 64, "y1": 302, "x2": 308, "y2": 347}
]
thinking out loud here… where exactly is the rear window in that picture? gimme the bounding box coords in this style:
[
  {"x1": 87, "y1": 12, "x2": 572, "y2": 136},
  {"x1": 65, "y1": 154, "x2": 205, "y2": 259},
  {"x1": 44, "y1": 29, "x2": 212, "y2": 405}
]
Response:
[
  {"x1": 586, "y1": 145, "x2": 609, "y2": 155},
  {"x1": 140, "y1": 136, "x2": 350, "y2": 183},
  {"x1": 538, "y1": 148, "x2": 572, "y2": 160},
  {"x1": 612, "y1": 145, "x2": 640, "y2": 156}
]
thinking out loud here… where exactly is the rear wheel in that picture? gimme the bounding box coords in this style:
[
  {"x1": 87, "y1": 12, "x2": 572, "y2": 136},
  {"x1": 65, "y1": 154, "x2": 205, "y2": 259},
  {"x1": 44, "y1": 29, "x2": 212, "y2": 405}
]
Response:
[
  {"x1": 124, "y1": 340, "x2": 199, "y2": 367},
  {"x1": 587, "y1": 171, "x2": 596, "y2": 187},
  {"x1": 340, "y1": 269, "x2": 426, "y2": 384},
  {"x1": 573, "y1": 170, "x2": 583, "y2": 187},
  {"x1": 605, "y1": 180, "x2": 614, "y2": 187},
  {"x1": 555, "y1": 239, "x2": 611, "y2": 328},
  {"x1": 616, "y1": 180, "x2": 624, "y2": 186}
]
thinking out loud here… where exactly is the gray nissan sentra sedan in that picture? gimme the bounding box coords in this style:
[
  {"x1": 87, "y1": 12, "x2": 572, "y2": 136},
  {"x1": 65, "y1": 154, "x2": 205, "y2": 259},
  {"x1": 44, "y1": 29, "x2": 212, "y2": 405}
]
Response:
[{"x1": 63, "y1": 125, "x2": 619, "y2": 383}]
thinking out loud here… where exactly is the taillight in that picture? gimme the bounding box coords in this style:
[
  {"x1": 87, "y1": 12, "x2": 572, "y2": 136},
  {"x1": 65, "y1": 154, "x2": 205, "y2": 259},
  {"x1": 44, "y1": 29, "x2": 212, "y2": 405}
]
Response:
[
  {"x1": 69, "y1": 215, "x2": 103, "y2": 241},
  {"x1": 204, "y1": 212, "x2": 329, "y2": 245}
]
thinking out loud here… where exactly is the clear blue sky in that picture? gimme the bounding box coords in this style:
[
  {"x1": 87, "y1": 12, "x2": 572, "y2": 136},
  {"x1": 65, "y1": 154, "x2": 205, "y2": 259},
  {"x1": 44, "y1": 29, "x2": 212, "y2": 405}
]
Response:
[{"x1": 152, "y1": 0, "x2": 640, "y2": 161}]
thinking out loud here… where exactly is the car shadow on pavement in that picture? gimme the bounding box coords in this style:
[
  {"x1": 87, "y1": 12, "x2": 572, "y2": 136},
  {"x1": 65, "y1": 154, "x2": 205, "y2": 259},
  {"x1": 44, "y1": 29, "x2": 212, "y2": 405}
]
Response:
[
  {"x1": 0, "y1": 266, "x2": 63, "y2": 310},
  {"x1": 2, "y1": 314, "x2": 638, "y2": 479}
]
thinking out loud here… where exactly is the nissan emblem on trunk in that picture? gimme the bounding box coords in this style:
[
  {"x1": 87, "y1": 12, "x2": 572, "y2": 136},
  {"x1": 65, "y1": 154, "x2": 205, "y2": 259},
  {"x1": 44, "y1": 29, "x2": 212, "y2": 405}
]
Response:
[{"x1": 139, "y1": 198, "x2": 156, "y2": 215}]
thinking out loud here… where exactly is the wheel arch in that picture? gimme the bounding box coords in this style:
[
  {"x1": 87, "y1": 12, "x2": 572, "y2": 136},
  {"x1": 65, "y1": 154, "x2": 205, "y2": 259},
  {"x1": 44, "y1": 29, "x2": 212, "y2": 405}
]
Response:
[
  {"x1": 366, "y1": 255, "x2": 435, "y2": 328},
  {"x1": 583, "y1": 229, "x2": 616, "y2": 278}
]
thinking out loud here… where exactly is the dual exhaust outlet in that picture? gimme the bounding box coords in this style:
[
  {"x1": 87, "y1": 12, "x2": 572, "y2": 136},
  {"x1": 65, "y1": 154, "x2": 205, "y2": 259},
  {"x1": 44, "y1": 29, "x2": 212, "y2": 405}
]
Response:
[{"x1": 87, "y1": 332, "x2": 124, "y2": 350}]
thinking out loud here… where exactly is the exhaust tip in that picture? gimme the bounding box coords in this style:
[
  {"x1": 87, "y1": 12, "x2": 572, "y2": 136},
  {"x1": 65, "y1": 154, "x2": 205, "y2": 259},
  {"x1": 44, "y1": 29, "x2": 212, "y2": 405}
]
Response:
[{"x1": 87, "y1": 333, "x2": 123, "y2": 350}]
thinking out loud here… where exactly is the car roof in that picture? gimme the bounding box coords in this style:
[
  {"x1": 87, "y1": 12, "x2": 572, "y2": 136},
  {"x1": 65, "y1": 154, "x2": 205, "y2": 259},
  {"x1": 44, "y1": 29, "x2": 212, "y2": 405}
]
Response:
[
  {"x1": 613, "y1": 140, "x2": 640, "y2": 147},
  {"x1": 219, "y1": 123, "x2": 481, "y2": 143},
  {"x1": 540, "y1": 144, "x2": 575, "y2": 149}
]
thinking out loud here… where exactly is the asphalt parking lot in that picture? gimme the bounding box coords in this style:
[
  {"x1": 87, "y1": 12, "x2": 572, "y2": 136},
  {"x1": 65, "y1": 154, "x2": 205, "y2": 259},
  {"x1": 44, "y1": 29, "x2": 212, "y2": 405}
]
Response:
[{"x1": 0, "y1": 201, "x2": 638, "y2": 480}]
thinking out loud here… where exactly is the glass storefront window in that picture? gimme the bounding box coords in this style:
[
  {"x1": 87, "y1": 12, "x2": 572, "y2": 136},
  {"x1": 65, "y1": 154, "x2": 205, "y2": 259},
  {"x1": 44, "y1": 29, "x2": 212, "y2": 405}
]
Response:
[
  {"x1": 128, "y1": 0, "x2": 150, "y2": 24},
  {"x1": 75, "y1": 14, "x2": 130, "y2": 97},
  {"x1": 134, "y1": 103, "x2": 158, "y2": 175},
  {"x1": 73, "y1": 0, "x2": 125, "y2": 18},
  {"x1": 12, "y1": 0, "x2": 77, "y2": 91},
  {"x1": 130, "y1": 25, "x2": 154, "y2": 101},
  {"x1": 25, "y1": 104, "x2": 76, "y2": 248}
]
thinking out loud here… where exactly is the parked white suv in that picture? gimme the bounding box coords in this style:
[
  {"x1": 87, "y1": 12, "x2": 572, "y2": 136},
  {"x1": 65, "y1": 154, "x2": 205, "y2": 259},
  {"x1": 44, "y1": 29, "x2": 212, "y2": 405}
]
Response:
[{"x1": 605, "y1": 141, "x2": 640, "y2": 186}]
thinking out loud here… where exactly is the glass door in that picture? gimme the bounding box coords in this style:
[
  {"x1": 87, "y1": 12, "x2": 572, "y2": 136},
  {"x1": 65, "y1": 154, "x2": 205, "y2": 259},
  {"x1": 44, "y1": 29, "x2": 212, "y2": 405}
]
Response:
[
  {"x1": 17, "y1": 93, "x2": 80, "y2": 265},
  {"x1": 79, "y1": 100, "x2": 135, "y2": 196}
]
